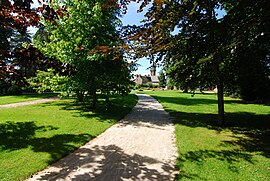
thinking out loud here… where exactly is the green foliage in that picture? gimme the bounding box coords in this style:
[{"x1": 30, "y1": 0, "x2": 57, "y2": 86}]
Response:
[
  {"x1": 134, "y1": 84, "x2": 142, "y2": 90},
  {"x1": 167, "y1": 77, "x2": 177, "y2": 90},
  {"x1": 0, "y1": 25, "x2": 61, "y2": 89},
  {"x1": 146, "y1": 82, "x2": 153, "y2": 88},
  {"x1": 126, "y1": 0, "x2": 270, "y2": 124},
  {"x1": 0, "y1": 27, "x2": 30, "y2": 86},
  {"x1": 32, "y1": 23, "x2": 50, "y2": 44},
  {"x1": 146, "y1": 90, "x2": 270, "y2": 180},
  {"x1": 0, "y1": 94, "x2": 138, "y2": 181},
  {"x1": 7, "y1": 85, "x2": 22, "y2": 95},
  {"x1": 0, "y1": 80, "x2": 9, "y2": 95},
  {"x1": 27, "y1": 69, "x2": 69, "y2": 94},
  {"x1": 158, "y1": 70, "x2": 166, "y2": 88},
  {"x1": 225, "y1": 45, "x2": 270, "y2": 101},
  {"x1": 35, "y1": 0, "x2": 131, "y2": 106}
]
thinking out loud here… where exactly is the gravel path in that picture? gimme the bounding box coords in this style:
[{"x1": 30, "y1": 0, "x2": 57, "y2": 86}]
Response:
[
  {"x1": 0, "y1": 97, "x2": 59, "y2": 109},
  {"x1": 27, "y1": 94, "x2": 178, "y2": 181}
]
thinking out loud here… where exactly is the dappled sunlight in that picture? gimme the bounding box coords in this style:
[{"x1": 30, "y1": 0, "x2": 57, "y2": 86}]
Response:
[
  {"x1": 25, "y1": 93, "x2": 177, "y2": 181},
  {"x1": 0, "y1": 94, "x2": 138, "y2": 181},
  {"x1": 0, "y1": 124, "x2": 89, "y2": 170},
  {"x1": 0, "y1": 121, "x2": 58, "y2": 151},
  {"x1": 28, "y1": 145, "x2": 175, "y2": 181},
  {"x1": 48, "y1": 94, "x2": 138, "y2": 124},
  {"x1": 171, "y1": 111, "x2": 270, "y2": 158},
  {"x1": 0, "y1": 121, "x2": 93, "y2": 163},
  {"x1": 145, "y1": 91, "x2": 270, "y2": 180},
  {"x1": 176, "y1": 149, "x2": 254, "y2": 180}
]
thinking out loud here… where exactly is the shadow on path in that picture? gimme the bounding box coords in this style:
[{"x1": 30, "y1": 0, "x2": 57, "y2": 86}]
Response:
[
  {"x1": 27, "y1": 94, "x2": 177, "y2": 180},
  {"x1": 34, "y1": 144, "x2": 175, "y2": 181}
]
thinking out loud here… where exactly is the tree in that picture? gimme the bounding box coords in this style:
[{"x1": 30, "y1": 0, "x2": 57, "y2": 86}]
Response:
[
  {"x1": 121, "y1": 0, "x2": 270, "y2": 125},
  {"x1": 0, "y1": 27, "x2": 13, "y2": 91},
  {"x1": 158, "y1": 70, "x2": 166, "y2": 88},
  {"x1": 0, "y1": 28, "x2": 34, "y2": 90},
  {"x1": 223, "y1": 0, "x2": 270, "y2": 101},
  {"x1": 27, "y1": 68, "x2": 69, "y2": 94},
  {"x1": 123, "y1": 0, "x2": 229, "y2": 125},
  {"x1": 0, "y1": 0, "x2": 67, "y2": 82},
  {"x1": 0, "y1": 26, "x2": 64, "y2": 90},
  {"x1": 35, "y1": 0, "x2": 131, "y2": 107}
]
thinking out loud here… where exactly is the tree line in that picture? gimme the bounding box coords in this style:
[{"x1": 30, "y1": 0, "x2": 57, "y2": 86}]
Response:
[
  {"x1": 123, "y1": 0, "x2": 270, "y2": 125},
  {"x1": 0, "y1": 0, "x2": 132, "y2": 108},
  {"x1": 1, "y1": 0, "x2": 269, "y2": 123}
]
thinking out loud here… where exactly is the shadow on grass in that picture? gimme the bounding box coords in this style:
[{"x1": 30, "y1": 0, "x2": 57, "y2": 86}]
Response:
[
  {"x1": 150, "y1": 93, "x2": 242, "y2": 106},
  {"x1": 0, "y1": 121, "x2": 93, "y2": 163},
  {"x1": 150, "y1": 94, "x2": 270, "y2": 180},
  {"x1": 34, "y1": 144, "x2": 175, "y2": 180},
  {"x1": 170, "y1": 111, "x2": 270, "y2": 157},
  {"x1": 51, "y1": 94, "x2": 172, "y2": 129},
  {"x1": 50, "y1": 95, "x2": 138, "y2": 123},
  {"x1": 172, "y1": 111, "x2": 269, "y2": 179},
  {"x1": 0, "y1": 95, "x2": 137, "y2": 165},
  {"x1": 175, "y1": 149, "x2": 254, "y2": 180}
]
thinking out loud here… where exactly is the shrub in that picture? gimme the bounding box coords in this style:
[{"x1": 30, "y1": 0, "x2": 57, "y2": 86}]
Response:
[
  {"x1": 7, "y1": 85, "x2": 23, "y2": 95},
  {"x1": 134, "y1": 84, "x2": 142, "y2": 90},
  {"x1": 146, "y1": 82, "x2": 153, "y2": 88},
  {"x1": 152, "y1": 84, "x2": 159, "y2": 88},
  {"x1": 0, "y1": 81, "x2": 9, "y2": 95}
]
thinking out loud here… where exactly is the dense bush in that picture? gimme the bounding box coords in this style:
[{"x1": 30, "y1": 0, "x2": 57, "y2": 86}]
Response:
[
  {"x1": 7, "y1": 85, "x2": 23, "y2": 95},
  {"x1": 134, "y1": 84, "x2": 142, "y2": 90},
  {"x1": 146, "y1": 82, "x2": 153, "y2": 88},
  {"x1": 0, "y1": 81, "x2": 9, "y2": 95}
]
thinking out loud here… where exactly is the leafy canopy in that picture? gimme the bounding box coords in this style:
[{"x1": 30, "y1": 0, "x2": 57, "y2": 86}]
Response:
[{"x1": 34, "y1": 0, "x2": 132, "y2": 106}]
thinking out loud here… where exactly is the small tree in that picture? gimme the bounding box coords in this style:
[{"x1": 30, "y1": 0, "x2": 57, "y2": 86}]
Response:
[{"x1": 158, "y1": 70, "x2": 166, "y2": 88}]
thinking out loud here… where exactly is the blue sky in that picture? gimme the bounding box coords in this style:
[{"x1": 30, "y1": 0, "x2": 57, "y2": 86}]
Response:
[{"x1": 120, "y1": 2, "x2": 161, "y2": 76}]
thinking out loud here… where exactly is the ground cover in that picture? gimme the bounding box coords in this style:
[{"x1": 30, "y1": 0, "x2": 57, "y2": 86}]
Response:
[
  {"x1": 0, "y1": 94, "x2": 137, "y2": 181},
  {"x1": 0, "y1": 93, "x2": 57, "y2": 105},
  {"x1": 145, "y1": 90, "x2": 270, "y2": 180}
]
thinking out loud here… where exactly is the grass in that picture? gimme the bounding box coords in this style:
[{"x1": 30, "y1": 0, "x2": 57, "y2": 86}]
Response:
[
  {"x1": 0, "y1": 93, "x2": 57, "y2": 105},
  {"x1": 0, "y1": 94, "x2": 137, "y2": 181},
  {"x1": 144, "y1": 90, "x2": 270, "y2": 181}
]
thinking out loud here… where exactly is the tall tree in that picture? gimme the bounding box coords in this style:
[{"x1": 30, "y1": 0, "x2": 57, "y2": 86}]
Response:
[
  {"x1": 124, "y1": 0, "x2": 229, "y2": 125},
  {"x1": 0, "y1": 27, "x2": 13, "y2": 87},
  {"x1": 0, "y1": 0, "x2": 67, "y2": 81},
  {"x1": 121, "y1": 0, "x2": 270, "y2": 125},
  {"x1": 223, "y1": 0, "x2": 270, "y2": 101},
  {"x1": 35, "y1": 0, "x2": 131, "y2": 107}
]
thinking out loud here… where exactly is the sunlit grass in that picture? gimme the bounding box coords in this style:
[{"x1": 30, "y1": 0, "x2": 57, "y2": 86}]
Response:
[
  {"x1": 0, "y1": 94, "x2": 137, "y2": 181},
  {"x1": 0, "y1": 93, "x2": 57, "y2": 105},
  {"x1": 145, "y1": 90, "x2": 270, "y2": 180}
]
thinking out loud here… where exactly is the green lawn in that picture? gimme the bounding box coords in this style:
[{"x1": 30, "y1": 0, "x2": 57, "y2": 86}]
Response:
[
  {"x1": 145, "y1": 90, "x2": 270, "y2": 181},
  {"x1": 0, "y1": 94, "x2": 137, "y2": 181},
  {"x1": 0, "y1": 93, "x2": 57, "y2": 105}
]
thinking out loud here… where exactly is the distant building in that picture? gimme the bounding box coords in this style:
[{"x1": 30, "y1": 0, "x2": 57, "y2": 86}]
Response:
[{"x1": 133, "y1": 62, "x2": 159, "y2": 85}]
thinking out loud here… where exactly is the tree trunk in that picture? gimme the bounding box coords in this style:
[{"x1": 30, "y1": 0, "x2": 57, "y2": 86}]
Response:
[
  {"x1": 217, "y1": 80, "x2": 225, "y2": 126},
  {"x1": 213, "y1": 56, "x2": 225, "y2": 126},
  {"x1": 91, "y1": 91, "x2": 97, "y2": 109},
  {"x1": 76, "y1": 91, "x2": 84, "y2": 102}
]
